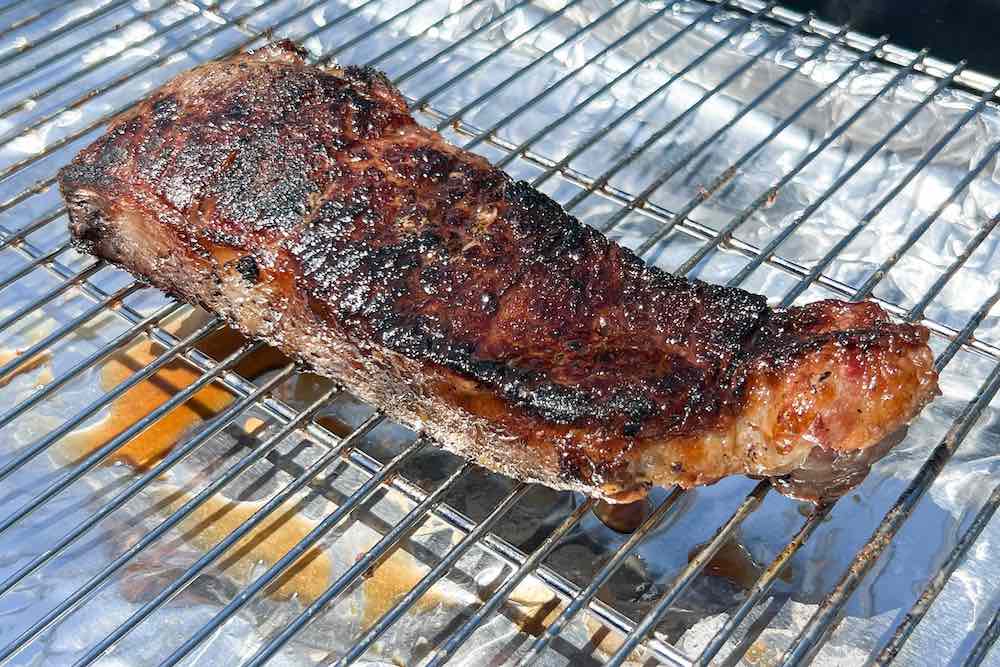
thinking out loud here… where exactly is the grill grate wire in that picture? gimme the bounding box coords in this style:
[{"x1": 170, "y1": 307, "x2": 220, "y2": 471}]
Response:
[{"x1": 0, "y1": 0, "x2": 999, "y2": 665}]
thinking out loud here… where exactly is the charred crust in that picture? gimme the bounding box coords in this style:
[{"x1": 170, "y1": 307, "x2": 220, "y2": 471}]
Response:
[
  {"x1": 59, "y1": 174, "x2": 110, "y2": 255},
  {"x1": 234, "y1": 255, "x2": 260, "y2": 283},
  {"x1": 343, "y1": 64, "x2": 393, "y2": 89},
  {"x1": 342, "y1": 87, "x2": 395, "y2": 138},
  {"x1": 255, "y1": 39, "x2": 309, "y2": 61},
  {"x1": 223, "y1": 98, "x2": 249, "y2": 121},
  {"x1": 64, "y1": 199, "x2": 105, "y2": 254},
  {"x1": 151, "y1": 95, "x2": 179, "y2": 127},
  {"x1": 749, "y1": 322, "x2": 920, "y2": 373},
  {"x1": 373, "y1": 317, "x2": 662, "y2": 427},
  {"x1": 503, "y1": 179, "x2": 576, "y2": 236}
]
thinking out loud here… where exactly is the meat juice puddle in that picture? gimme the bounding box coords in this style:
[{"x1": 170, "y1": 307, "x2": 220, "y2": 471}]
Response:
[
  {"x1": 0, "y1": 348, "x2": 53, "y2": 388},
  {"x1": 54, "y1": 309, "x2": 454, "y2": 621},
  {"x1": 0, "y1": 318, "x2": 57, "y2": 389},
  {"x1": 57, "y1": 312, "x2": 288, "y2": 469},
  {"x1": 685, "y1": 538, "x2": 793, "y2": 590},
  {"x1": 54, "y1": 311, "x2": 338, "y2": 602},
  {"x1": 596, "y1": 498, "x2": 788, "y2": 595}
]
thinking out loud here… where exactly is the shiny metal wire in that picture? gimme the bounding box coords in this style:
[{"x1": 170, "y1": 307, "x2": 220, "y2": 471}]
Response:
[{"x1": 1, "y1": 0, "x2": 999, "y2": 665}]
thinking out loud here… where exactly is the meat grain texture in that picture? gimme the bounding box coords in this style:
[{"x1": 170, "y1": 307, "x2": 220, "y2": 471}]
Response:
[{"x1": 60, "y1": 41, "x2": 939, "y2": 503}]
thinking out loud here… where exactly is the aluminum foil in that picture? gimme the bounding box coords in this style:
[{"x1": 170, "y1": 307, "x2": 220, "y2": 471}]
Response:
[{"x1": 2, "y1": 0, "x2": 1000, "y2": 665}]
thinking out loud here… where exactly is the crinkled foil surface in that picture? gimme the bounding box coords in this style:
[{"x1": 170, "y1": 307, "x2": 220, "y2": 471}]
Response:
[{"x1": 2, "y1": 0, "x2": 1000, "y2": 665}]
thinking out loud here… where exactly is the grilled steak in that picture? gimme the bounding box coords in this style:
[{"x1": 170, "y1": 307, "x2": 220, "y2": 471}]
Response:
[{"x1": 59, "y1": 41, "x2": 938, "y2": 503}]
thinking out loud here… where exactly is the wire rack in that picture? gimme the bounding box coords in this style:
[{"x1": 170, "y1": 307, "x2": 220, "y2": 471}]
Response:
[{"x1": 1, "y1": 0, "x2": 1000, "y2": 664}]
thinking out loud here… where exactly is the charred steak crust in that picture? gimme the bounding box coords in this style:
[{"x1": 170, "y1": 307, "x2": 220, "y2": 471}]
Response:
[{"x1": 60, "y1": 40, "x2": 939, "y2": 502}]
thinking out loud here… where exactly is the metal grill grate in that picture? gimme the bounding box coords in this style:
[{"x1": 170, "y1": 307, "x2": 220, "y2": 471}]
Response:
[{"x1": 1, "y1": 0, "x2": 1000, "y2": 665}]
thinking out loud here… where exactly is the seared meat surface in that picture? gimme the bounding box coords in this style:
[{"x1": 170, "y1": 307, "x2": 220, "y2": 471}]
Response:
[{"x1": 60, "y1": 41, "x2": 938, "y2": 502}]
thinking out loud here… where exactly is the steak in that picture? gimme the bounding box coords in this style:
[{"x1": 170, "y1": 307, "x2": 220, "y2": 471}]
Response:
[{"x1": 59, "y1": 41, "x2": 939, "y2": 503}]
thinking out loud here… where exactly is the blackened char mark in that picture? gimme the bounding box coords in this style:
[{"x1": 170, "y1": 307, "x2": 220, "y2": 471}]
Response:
[
  {"x1": 342, "y1": 64, "x2": 395, "y2": 90},
  {"x1": 285, "y1": 166, "x2": 769, "y2": 437},
  {"x1": 152, "y1": 95, "x2": 180, "y2": 128},
  {"x1": 234, "y1": 255, "x2": 260, "y2": 283},
  {"x1": 742, "y1": 299, "x2": 929, "y2": 379}
]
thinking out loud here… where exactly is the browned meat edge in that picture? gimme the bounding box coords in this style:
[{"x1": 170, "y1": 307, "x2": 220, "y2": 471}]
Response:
[{"x1": 59, "y1": 40, "x2": 939, "y2": 502}]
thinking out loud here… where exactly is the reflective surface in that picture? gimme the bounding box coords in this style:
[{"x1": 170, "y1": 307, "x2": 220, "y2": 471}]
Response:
[{"x1": 1, "y1": 1, "x2": 1000, "y2": 665}]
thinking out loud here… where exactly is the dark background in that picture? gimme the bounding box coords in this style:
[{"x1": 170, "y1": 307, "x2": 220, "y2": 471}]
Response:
[{"x1": 780, "y1": 0, "x2": 1000, "y2": 75}]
